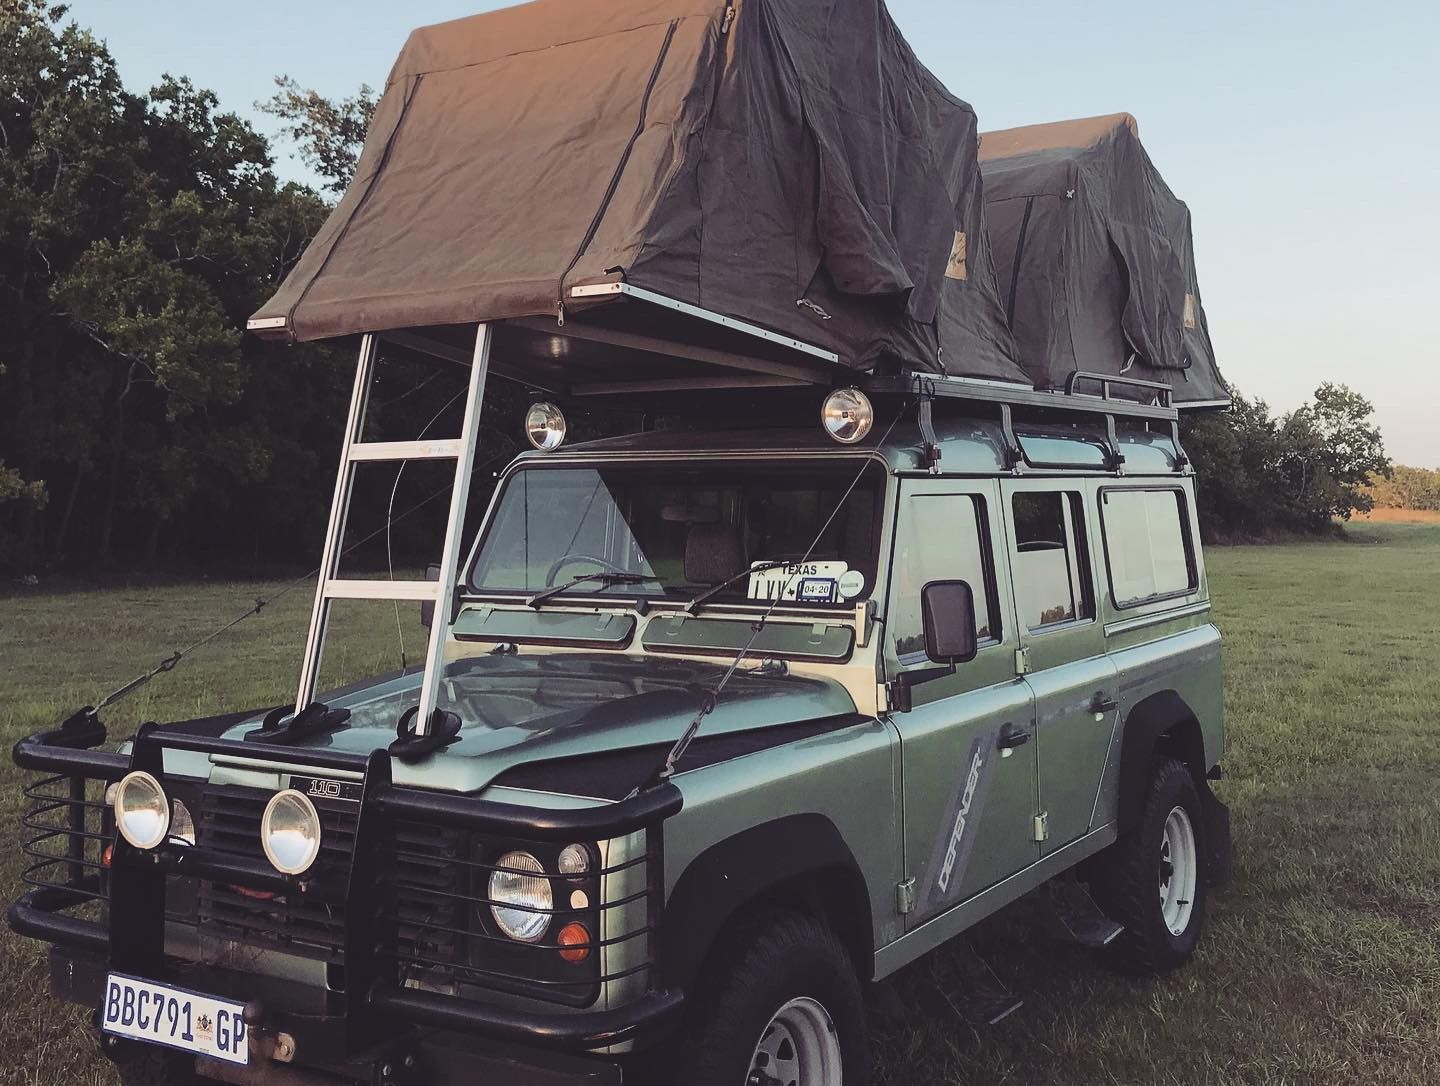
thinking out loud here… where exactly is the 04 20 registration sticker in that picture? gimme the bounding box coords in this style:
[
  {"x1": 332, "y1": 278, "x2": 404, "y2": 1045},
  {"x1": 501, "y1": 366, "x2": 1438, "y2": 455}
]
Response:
[{"x1": 101, "y1": 972, "x2": 249, "y2": 1065}]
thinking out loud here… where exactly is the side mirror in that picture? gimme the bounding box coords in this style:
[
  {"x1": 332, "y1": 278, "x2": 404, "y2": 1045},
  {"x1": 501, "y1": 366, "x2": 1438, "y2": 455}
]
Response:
[
  {"x1": 921, "y1": 580, "x2": 979, "y2": 665},
  {"x1": 892, "y1": 580, "x2": 979, "y2": 714},
  {"x1": 419, "y1": 563, "x2": 442, "y2": 630}
]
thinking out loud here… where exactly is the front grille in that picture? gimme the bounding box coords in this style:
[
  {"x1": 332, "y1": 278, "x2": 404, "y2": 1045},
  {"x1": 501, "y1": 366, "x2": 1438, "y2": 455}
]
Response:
[
  {"x1": 392, "y1": 821, "x2": 466, "y2": 968},
  {"x1": 192, "y1": 785, "x2": 468, "y2": 970},
  {"x1": 196, "y1": 785, "x2": 356, "y2": 963}
]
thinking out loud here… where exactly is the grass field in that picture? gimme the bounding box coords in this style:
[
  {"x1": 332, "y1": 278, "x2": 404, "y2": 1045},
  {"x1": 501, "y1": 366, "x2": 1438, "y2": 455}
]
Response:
[{"x1": 2, "y1": 523, "x2": 1438, "y2": 1085}]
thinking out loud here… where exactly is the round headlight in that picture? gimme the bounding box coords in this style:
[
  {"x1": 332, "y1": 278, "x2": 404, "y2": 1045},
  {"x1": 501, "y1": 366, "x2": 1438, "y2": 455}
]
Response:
[
  {"x1": 170, "y1": 798, "x2": 197, "y2": 847},
  {"x1": 821, "y1": 388, "x2": 875, "y2": 444},
  {"x1": 489, "y1": 851, "x2": 552, "y2": 942},
  {"x1": 524, "y1": 402, "x2": 567, "y2": 451},
  {"x1": 557, "y1": 843, "x2": 590, "y2": 877},
  {"x1": 112, "y1": 771, "x2": 169, "y2": 850},
  {"x1": 260, "y1": 790, "x2": 322, "y2": 875}
]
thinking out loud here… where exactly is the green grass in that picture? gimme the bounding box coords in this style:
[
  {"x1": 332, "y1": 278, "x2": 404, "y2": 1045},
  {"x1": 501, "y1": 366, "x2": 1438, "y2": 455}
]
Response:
[{"x1": 3, "y1": 525, "x2": 1439, "y2": 1085}]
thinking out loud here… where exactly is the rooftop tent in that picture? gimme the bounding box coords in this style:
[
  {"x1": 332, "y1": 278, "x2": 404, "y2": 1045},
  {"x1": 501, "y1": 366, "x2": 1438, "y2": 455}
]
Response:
[
  {"x1": 249, "y1": 0, "x2": 1030, "y2": 388},
  {"x1": 979, "y1": 113, "x2": 1229, "y2": 407}
]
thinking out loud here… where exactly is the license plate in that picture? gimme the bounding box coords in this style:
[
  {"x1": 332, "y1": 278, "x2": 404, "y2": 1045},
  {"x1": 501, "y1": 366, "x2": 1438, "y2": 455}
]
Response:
[
  {"x1": 101, "y1": 972, "x2": 249, "y2": 1065},
  {"x1": 747, "y1": 560, "x2": 850, "y2": 603}
]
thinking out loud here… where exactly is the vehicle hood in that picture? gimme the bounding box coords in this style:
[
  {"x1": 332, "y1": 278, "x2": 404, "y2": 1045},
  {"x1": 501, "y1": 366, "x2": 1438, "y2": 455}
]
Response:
[{"x1": 219, "y1": 653, "x2": 859, "y2": 793}]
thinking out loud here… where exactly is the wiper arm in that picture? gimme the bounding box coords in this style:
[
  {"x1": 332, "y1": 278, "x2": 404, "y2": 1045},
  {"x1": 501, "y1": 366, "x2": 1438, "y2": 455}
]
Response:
[
  {"x1": 526, "y1": 572, "x2": 653, "y2": 609},
  {"x1": 684, "y1": 560, "x2": 791, "y2": 614}
]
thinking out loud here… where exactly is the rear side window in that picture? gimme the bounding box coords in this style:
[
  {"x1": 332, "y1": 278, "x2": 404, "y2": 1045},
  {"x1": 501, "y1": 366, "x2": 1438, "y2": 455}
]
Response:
[
  {"x1": 1010, "y1": 491, "x2": 1094, "y2": 629},
  {"x1": 1100, "y1": 489, "x2": 1197, "y2": 607},
  {"x1": 891, "y1": 494, "x2": 999, "y2": 659}
]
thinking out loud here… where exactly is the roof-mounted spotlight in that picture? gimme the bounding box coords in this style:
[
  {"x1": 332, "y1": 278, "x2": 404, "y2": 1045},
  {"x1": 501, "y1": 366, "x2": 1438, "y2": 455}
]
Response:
[
  {"x1": 821, "y1": 388, "x2": 874, "y2": 445},
  {"x1": 525, "y1": 401, "x2": 567, "y2": 451}
]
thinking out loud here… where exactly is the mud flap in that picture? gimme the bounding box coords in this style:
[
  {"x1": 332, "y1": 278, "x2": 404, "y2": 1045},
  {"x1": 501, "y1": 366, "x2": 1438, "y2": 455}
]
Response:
[{"x1": 1201, "y1": 785, "x2": 1232, "y2": 887}]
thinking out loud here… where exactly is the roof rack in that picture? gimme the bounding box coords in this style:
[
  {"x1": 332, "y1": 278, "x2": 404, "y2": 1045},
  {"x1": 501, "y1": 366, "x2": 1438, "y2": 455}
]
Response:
[{"x1": 862, "y1": 370, "x2": 1178, "y2": 422}]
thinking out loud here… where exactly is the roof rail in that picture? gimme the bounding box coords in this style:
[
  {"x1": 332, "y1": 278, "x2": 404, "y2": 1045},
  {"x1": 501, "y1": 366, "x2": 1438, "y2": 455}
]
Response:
[
  {"x1": 1063, "y1": 370, "x2": 1172, "y2": 408},
  {"x1": 864, "y1": 371, "x2": 1179, "y2": 423}
]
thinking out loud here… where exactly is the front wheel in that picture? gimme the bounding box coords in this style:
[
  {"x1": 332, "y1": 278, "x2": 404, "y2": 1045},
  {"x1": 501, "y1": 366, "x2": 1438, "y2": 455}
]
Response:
[
  {"x1": 678, "y1": 911, "x2": 868, "y2": 1086},
  {"x1": 1090, "y1": 756, "x2": 1209, "y2": 975}
]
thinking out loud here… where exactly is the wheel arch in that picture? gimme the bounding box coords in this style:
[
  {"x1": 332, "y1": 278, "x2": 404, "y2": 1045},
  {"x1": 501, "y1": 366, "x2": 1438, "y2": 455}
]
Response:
[
  {"x1": 661, "y1": 813, "x2": 875, "y2": 990},
  {"x1": 1116, "y1": 690, "x2": 1211, "y2": 834}
]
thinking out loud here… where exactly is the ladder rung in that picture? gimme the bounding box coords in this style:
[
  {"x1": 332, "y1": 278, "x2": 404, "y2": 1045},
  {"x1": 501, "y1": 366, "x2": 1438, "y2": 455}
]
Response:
[
  {"x1": 348, "y1": 440, "x2": 462, "y2": 462},
  {"x1": 324, "y1": 579, "x2": 441, "y2": 602}
]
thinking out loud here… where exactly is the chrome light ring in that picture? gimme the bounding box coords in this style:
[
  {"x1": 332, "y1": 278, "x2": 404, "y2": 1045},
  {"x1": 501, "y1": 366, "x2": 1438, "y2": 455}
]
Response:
[{"x1": 260, "y1": 789, "x2": 323, "y2": 875}]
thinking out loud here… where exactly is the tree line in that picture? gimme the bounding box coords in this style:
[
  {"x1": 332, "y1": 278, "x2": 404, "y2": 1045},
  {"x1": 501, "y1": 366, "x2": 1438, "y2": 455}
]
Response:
[
  {"x1": 1364, "y1": 465, "x2": 1440, "y2": 512},
  {"x1": 0, "y1": 3, "x2": 1396, "y2": 576}
]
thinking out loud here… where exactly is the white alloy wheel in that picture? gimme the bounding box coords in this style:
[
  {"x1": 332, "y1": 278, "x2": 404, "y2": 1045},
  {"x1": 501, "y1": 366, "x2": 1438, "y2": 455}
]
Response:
[
  {"x1": 1158, "y1": 804, "x2": 1198, "y2": 936},
  {"x1": 747, "y1": 996, "x2": 843, "y2": 1086}
]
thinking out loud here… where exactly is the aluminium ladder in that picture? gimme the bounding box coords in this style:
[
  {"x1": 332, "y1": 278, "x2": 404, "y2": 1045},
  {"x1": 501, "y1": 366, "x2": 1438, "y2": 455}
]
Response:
[{"x1": 292, "y1": 325, "x2": 493, "y2": 739}]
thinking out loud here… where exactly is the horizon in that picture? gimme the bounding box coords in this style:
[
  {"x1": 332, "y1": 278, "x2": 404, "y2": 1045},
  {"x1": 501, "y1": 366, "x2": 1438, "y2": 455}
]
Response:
[{"x1": 59, "y1": 0, "x2": 1440, "y2": 467}]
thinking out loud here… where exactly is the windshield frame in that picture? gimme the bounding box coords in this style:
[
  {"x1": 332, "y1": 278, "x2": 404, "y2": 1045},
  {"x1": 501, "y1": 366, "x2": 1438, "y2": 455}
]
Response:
[{"x1": 460, "y1": 451, "x2": 891, "y2": 613}]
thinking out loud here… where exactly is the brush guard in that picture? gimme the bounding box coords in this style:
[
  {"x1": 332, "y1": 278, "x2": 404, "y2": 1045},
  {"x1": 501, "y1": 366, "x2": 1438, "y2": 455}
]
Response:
[{"x1": 9, "y1": 712, "x2": 685, "y2": 1060}]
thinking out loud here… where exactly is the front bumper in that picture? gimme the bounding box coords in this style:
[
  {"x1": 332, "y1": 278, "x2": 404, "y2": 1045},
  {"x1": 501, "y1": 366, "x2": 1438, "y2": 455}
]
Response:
[
  {"x1": 45, "y1": 944, "x2": 638, "y2": 1085},
  {"x1": 10, "y1": 710, "x2": 685, "y2": 1081}
]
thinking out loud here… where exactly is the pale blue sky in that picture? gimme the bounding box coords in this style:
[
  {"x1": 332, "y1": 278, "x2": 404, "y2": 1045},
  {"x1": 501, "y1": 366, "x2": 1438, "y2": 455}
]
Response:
[{"x1": 65, "y1": 1, "x2": 1440, "y2": 465}]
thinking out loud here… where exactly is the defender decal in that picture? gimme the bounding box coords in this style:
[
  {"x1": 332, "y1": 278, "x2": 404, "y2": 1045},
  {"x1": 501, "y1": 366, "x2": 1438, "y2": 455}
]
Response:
[{"x1": 920, "y1": 729, "x2": 1002, "y2": 917}]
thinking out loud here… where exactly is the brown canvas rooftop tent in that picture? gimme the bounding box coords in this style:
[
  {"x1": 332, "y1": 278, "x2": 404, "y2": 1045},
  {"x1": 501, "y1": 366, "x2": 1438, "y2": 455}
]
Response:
[
  {"x1": 249, "y1": 0, "x2": 1030, "y2": 391},
  {"x1": 979, "y1": 114, "x2": 1229, "y2": 407}
]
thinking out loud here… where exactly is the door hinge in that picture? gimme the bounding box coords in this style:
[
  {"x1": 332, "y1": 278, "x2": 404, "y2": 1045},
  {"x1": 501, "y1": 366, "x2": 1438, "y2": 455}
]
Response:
[
  {"x1": 1033, "y1": 812, "x2": 1050, "y2": 843},
  {"x1": 1014, "y1": 647, "x2": 1031, "y2": 676},
  {"x1": 896, "y1": 877, "x2": 916, "y2": 915}
]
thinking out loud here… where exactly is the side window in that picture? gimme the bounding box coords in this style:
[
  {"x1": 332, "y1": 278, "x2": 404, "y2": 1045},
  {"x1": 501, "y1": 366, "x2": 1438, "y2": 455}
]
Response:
[
  {"x1": 1010, "y1": 491, "x2": 1094, "y2": 629},
  {"x1": 891, "y1": 494, "x2": 999, "y2": 659},
  {"x1": 1100, "y1": 488, "x2": 1197, "y2": 607}
]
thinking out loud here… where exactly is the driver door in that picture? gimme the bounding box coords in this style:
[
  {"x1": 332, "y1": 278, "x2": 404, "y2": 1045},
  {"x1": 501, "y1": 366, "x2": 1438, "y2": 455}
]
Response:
[{"x1": 886, "y1": 479, "x2": 1039, "y2": 928}]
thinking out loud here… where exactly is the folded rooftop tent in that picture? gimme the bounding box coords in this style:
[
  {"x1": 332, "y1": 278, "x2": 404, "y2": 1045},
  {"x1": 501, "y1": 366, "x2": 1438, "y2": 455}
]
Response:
[
  {"x1": 980, "y1": 113, "x2": 1229, "y2": 407},
  {"x1": 249, "y1": 0, "x2": 1029, "y2": 388}
]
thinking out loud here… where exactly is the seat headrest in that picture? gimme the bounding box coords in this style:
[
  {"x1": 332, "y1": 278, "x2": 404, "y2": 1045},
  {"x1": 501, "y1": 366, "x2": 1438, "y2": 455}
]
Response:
[{"x1": 684, "y1": 523, "x2": 746, "y2": 586}]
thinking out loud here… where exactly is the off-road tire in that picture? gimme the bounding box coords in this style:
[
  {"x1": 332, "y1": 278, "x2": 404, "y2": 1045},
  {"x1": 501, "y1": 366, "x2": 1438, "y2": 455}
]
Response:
[
  {"x1": 1090, "y1": 756, "x2": 1208, "y2": 975},
  {"x1": 675, "y1": 909, "x2": 870, "y2": 1086}
]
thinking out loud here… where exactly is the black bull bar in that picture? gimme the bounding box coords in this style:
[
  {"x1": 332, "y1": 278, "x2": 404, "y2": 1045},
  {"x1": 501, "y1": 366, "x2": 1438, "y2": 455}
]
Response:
[{"x1": 9, "y1": 711, "x2": 685, "y2": 1054}]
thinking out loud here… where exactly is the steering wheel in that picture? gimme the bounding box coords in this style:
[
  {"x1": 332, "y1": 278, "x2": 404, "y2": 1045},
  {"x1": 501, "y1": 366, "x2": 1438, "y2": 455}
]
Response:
[{"x1": 543, "y1": 554, "x2": 629, "y2": 586}]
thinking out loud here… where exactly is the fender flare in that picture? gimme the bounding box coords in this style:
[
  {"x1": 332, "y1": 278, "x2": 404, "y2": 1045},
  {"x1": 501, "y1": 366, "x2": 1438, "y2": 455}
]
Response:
[
  {"x1": 1116, "y1": 690, "x2": 1208, "y2": 834},
  {"x1": 660, "y1": 813, "x2": 874, "y2": 989}
]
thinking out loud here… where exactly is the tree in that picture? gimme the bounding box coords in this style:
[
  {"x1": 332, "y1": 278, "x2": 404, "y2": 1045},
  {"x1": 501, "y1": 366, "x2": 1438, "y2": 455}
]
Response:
[
  {"x1": 0, "y1": 2, "x2": 338, "y2": 568},
  {"x1": 1183, "y1": 382, "x2": 1391, "y2": 538},
  {"x1": 258, "y1": 76, "x2": 377, "y2": 194},
  {"x1": 1293, "y1": 382, "x2": 1391, "y2": 521}
]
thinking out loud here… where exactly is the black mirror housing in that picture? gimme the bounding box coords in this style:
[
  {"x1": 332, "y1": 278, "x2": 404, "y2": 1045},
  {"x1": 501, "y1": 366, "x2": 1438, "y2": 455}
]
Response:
[
  {"x1": 420, "y1": 563, "x2": 442, "y2": 629},
  {"x1": 921, "y1": 579, "x2": 978, "y2": 664}
]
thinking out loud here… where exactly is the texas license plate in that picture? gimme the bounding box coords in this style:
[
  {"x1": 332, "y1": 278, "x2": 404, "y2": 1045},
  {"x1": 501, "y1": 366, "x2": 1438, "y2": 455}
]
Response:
[{"x1": 101, "y1": 972, "x2": 249, "y2": 1065}]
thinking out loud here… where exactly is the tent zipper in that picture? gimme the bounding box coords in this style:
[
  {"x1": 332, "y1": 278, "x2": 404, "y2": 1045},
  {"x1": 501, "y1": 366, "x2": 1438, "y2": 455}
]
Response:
[{"x1": 556, "y1": 19, "x2": 680, "y2": 326}]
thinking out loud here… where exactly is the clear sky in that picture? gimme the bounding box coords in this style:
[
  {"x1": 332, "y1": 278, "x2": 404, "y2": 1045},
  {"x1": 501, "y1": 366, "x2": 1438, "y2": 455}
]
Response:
[{"x1": 64, "y1": 0, "x2": 1440, "y2": 466}]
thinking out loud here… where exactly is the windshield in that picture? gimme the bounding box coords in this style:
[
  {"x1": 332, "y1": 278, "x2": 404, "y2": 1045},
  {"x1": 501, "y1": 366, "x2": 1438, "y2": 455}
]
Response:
[{"x1": 467, "y1": 460, "x2": 884, "y2": 608}]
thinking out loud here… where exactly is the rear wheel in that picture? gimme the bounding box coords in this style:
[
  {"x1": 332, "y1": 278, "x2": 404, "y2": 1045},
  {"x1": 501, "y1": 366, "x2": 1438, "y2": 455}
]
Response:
[
  {"x1": 677, "y1": 910, "x2": 867, "y2": 1086},
  {"x1": 1091, "y1": 756, "x2": 1209, "y2": 974}
]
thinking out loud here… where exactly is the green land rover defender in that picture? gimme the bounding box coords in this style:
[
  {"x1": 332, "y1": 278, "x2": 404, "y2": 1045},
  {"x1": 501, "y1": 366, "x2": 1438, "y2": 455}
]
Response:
[
  {"x1": 9, "y1": 2, "x2": 1234, "y2": 1082},
  {"x1": 11, "y1": 360, "x2": 1230, "y2": 1086}
]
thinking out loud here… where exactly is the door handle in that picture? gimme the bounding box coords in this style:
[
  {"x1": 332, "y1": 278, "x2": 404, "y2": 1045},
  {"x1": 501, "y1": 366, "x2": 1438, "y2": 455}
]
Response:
[
  {"x1": 1089, "y1": 694, "x2": 1119, "y2": 715},
  {"x1": 996, "y1": 723, "x2": 1031, "y2": 754}
]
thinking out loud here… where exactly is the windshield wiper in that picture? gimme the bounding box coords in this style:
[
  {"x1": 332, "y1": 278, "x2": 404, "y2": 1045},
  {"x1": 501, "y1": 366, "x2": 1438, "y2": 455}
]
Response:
[
  {"x1": 526, "y1": 572, "x2": 654, "y2": 609},
  {"x1": 684, "y1": 560, "x2": 791, "y2": 615}
]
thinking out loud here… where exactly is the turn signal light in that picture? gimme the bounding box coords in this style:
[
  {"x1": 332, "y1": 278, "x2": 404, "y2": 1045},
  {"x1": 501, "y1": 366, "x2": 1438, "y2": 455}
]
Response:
[{"x1": 557, "y1": 922, "x2": 591, "y2": 963}]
